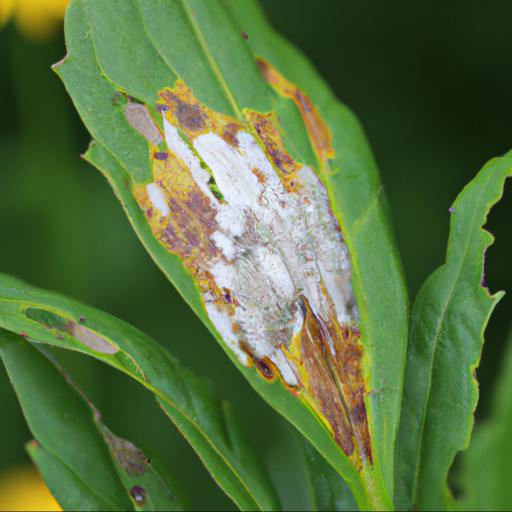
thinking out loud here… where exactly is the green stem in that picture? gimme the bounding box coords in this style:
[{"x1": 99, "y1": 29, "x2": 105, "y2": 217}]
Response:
[{"x1": 347, "y1": 465, "x2": 392, "y2": 511}]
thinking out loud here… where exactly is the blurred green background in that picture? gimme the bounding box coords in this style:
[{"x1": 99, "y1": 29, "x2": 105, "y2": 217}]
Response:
[{"x1": 0, "y1": 1, "x2": 510, "y2": 510}]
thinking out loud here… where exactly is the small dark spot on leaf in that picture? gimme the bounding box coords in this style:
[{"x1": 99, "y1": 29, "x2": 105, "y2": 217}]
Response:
[
  {"x1": 242, "y1": 31, "x2": 248, "y2": 40},
  {"x1": 153, "y1": 151, "x2": 168, "y2": 161},
  {"x1": 111, "y1": 91, "x2": 127, "y2": 107},
  {"x1": 79, "y1": 316, "x2": 86, "y2": 324},
  {"x1": 126, "y1": 95, "x2": 144, "y2": 105},
  {"x1": 130, "y1": 485, "x2": 146, "y2": 505},
  {"x1": 254, "y1": 358, "x2": 274, "y2": 380}
]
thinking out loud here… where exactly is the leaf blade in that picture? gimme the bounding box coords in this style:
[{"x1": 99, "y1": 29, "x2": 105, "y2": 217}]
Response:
[
  {"x1": 26, "y1": 441, "x2": 115, "y2": 512},
  {"x1": 0, "y1": 330, "x2": 189, "y2": 511},
  {"x1": 0, "y1": 273, "x2": 279, "y2": 511},
  {"x1": 457, "y1": 327, "x2": 512, "y2": 511},
  {"x1": 395, "y1": 152, "x2": 512, "y2": 510},
  {"x1": 0, "y1": 330, "x2": 131, "y2": 511},
  {"x1": 55, "y1": 0, "x2": 409, "y2": 507}
]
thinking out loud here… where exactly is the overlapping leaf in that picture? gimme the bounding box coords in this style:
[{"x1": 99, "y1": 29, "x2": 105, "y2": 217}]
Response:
[
  {"x1": 303, "y1": 441, "x2": 358, "y2": 511},
  {"x1": 54, "y1": 1, "x2": 408, "y2": 508},
  {"x1": 0, "y1": 329, "x2": 187, "y2": 511},
  {"x1": 457, "y1": 326, "x2": 512, "y2": 511},
  {"x1": 0, "y1": 274, "x2": 278, "y2": 511},
  {"x1": 395, "y1": 152, "x2": 512, "y2": 510}
]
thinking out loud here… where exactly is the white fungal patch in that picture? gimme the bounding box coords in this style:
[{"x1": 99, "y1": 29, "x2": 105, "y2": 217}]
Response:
[
  {"x1": 146, "y1": 183, "x2": 170, "y2": 217},
  {"x1": 159, "y1": 116, "x2": 357, "y2": 386}
]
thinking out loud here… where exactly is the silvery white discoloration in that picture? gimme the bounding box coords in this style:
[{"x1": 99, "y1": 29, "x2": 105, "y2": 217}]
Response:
[
  {"x1": 146, "y1": 183, "x2": 170, "y2": 217},
  {"x1": 160, "y1": 117, "x2": 357, "y2": 385},
  {"x1": 124, "y1": 103, "x2": 162, "y2": 146},
  {"x1": 70, "y1": 324, "x2": 118, "y2": 355}
]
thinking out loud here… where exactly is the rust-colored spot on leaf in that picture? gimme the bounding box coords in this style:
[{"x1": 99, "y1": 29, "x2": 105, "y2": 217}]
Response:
[
  {"x1": 160, "y1": 89, "x2": 205, "y2": 131},
  {"x1": 103, "y1": 427, "x2": 147, "y2": 477},
  {"x1": 284, "y1": 297, "x2": 372, "y2": 466},
  {"x1": 131, "y1": 77, "x2": 371, "y2": 467},
  {"x1": 257, "y1": 57, "x2": 334, "y2": 163},
  {"x1": 245, "y1": 111, "x2": 301, "y2": 192},
  {"x1": 157, "y1": 80, "x2": 244, "y2": 142}
]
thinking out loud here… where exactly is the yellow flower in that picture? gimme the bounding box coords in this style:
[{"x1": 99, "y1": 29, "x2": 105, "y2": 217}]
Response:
[
  {"x1": 0, "y1": 465, "x2": 61, "y2": 511},
  {"x1": 0, "y1": 0, "x2": 68, "y2": 40}
]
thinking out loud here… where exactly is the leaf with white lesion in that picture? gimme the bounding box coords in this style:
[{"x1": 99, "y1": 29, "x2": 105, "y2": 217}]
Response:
[
  {"x1": 0, "y1": 273, "x2": 279, "y2": 511},
  {"x1": 53, "y1": 0, "x2": 410, "y2": 507}
]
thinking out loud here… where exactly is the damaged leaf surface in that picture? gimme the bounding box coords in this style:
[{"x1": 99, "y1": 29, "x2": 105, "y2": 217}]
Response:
[
  {"x1": 0, "y1": 273, "x2": 279, "y2": 511},
  {"x1": 131, "y1": 79, "x2": 370, "y2": 467},
  {"x1": 54, "y1": 0, "x2": 409, "y2": 507},
  {"x1": 0, "y1": 330, "x2": 186, "y2": 511}
]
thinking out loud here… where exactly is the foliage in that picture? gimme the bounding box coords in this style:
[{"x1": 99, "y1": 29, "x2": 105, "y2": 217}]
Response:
[{"x1": 0, "y1": 0, "x2": 510, "y2": 510}]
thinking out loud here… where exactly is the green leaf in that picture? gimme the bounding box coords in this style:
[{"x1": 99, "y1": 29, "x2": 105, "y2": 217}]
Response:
[
  {"x1": 303, "y1": 441, "x2": 358, "y2": 511},
  {"x1": 395, "y1": 152, "x2": 512, "y2": 510},
  {"x1": 457, "y1": 326, "x2": 512, "y2": 511},
  {"x1": 0, "y1": 329, "x2": 131, "y2": 511},
  {"x1": 26, "y1": 441, "x2": 115, "y2": 511},
  {"x1": 54, "y1": 0, "x2": 409, "y2": 507},
  {"x1": 0, "y1": 330, "x2": 187, "y2": 511},
  {"x1": 0, "y1": 273, "x2": 278, "y2": 511}
]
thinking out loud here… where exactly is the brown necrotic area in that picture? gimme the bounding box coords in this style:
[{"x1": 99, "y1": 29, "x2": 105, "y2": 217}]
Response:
[
  {"x1": 127, "y1": 73, "x2": 371, "y2": 467},
  {"x1": 256, "y1": 58, "x2": 334, "y2": 163}
]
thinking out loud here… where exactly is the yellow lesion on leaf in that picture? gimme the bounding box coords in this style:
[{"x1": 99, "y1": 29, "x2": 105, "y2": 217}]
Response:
[
  {"x1": 128, "y1": 72, "x2": 371, "y2": 468},
  {"x1": 157, "y1": 80, "x2": 244, "y2": 146},
  {"x1": 256, "y1": 57, "x2": 334, "y2": 164},
  {"x1": 245, "y1": 111, "x2": 302, "y2": 193},
  {"x1": 285, "y1": 297, "x2": 371, "y2": 468}
]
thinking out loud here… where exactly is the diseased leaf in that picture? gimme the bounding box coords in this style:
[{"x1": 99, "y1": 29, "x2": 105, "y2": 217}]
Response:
[
  {"x1": 54, "y1": 0, "x2": 409, "y2": 507},
  {"x1": 0, "y1": 329, "x2": 131, "y2": 511},
  {"x1": 395, "y1": 152, "x2": 512, "y2": 510},
  {"x1": 457, "y1": 326, "x2": 512, "y2": 511},
  {"x1": 0, "y1": 330, "x2": 187, "y2": 511},
  {"x1": 0, "y1": 273, "x2": 278, "y2": 511}
]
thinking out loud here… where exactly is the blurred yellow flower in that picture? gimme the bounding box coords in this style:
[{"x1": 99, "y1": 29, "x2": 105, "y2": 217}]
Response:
[
  {"x1": 0, "y1": 465, "x2": 61, "y2": 511},
  {"x1": 0, "y1": 0, "x2": 68, "y2": 40}
]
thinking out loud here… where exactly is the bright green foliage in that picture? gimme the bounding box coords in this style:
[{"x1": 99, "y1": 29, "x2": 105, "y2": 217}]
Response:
[
  {"x1": 457, "y1": 327, "x2": 512, "y2": 511},
  {"x1": 395, "y1": 152, "x2": 512, "y2": 510},
  {"x1": 0, "y1": 274, "x2": 278, "y2": 511},
  {"x1": 0, "y1": 330, "x2": 187, "y2": 511}
]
